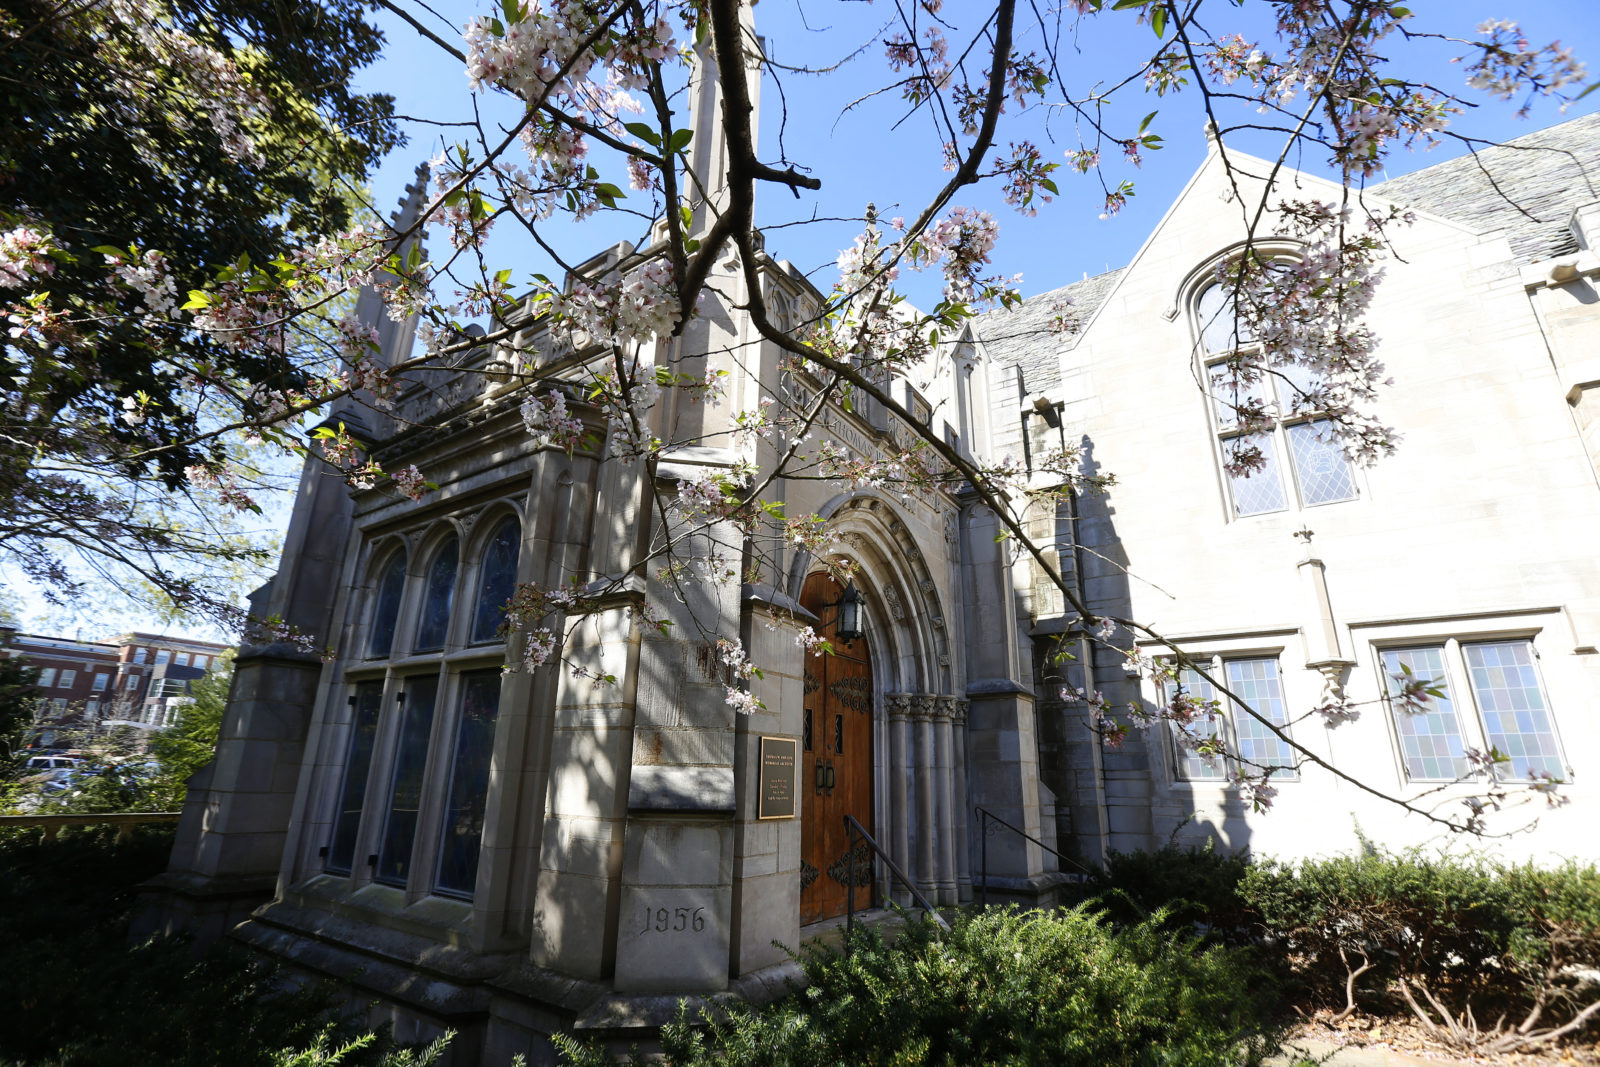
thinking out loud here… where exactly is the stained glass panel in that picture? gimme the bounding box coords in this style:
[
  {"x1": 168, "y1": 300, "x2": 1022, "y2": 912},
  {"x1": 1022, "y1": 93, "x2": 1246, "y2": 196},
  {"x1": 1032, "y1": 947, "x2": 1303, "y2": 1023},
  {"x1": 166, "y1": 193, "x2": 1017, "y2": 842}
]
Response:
[
  {"x1": 1227, "y1": 658, "x2": 1296, "y2": 777},
  {"x1": 1381, "y1": 647, "x2": 1469, "y2": 781},
  {"x1": 435, "y1": 670, "x2": 502, "y2": 897},
  {"x1": 1163, "y1": 666, "x2": 1226, "y2": 781},
  {"x1": 368, "y1": 551, "x2": 407, "y2": 658},
  {"x1": 326, "y1": 681, "x2": 383, "y2": 875},
  {"x1": 470, "y1": 518, "x2": 520, "y2": 644},
  {"x1": 1463, "y1": 641, "x2": 1564, "y2": 780},
  {"x1": 414, "y1": 538, "x2": 458, "y2": 651},
  {"x1": 375, "y1": 676, "x2": 438, "y2": 885}
]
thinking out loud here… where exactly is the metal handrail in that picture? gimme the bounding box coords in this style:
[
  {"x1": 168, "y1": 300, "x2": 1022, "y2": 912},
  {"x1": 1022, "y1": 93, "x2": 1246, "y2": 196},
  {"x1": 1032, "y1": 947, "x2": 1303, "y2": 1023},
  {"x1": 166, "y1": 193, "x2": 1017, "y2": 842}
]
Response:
[
  {"x1": 844, "y1": 814, "x2": 950, "y2": 935},
  {"x1": 975, "y1": 804, "x2": 1093, "y2": 907},
  {"x1": 0, "y1": 811, "x2": 181, "y2": 845}
]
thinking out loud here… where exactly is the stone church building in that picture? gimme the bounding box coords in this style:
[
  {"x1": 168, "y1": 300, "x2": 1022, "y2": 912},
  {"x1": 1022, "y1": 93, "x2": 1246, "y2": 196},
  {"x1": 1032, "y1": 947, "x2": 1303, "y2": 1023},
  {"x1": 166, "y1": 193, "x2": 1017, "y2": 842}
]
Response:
[{"x1": 142, "y1": 37, "x2": 1600, "y2": 1062}]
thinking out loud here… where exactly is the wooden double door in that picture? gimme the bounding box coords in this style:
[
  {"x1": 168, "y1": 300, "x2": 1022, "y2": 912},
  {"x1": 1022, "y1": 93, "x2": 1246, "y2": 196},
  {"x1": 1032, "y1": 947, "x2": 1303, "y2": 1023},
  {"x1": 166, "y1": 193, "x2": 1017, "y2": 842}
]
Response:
[{"x1": 799, "y1": 573, "x2": 875, "y2": 925}]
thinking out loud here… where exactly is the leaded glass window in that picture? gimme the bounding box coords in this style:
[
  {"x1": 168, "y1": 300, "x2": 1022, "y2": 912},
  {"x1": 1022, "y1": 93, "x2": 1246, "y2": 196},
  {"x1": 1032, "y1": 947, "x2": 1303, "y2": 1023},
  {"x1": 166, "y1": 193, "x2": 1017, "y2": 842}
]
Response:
[
  {"x1": 368, "y1": 551, "x2": 408, "y2": 658},
  {"x1": 326, "y1": 682, "x2": 383, "y2": 874},
  {"x1": 1463, "y1": 641, "x2": 1564, "y2": 780},
  {"x1": 470, "y1": 518, "x2": 520, "y2": 644},
  {"x1": 375, "y1": 676, "x2": 439, "y2": 885},
  {"x1": 1381, "y1": 647, "x2": 1469, "y2": 781},
  {"x1": 1287, "y1": 421, "x2": 1357, "y2": 506},
  {"x1": 435, "y1": 670, "x2": 502, "y2": 898},
  {"x1": 1226, "y1": 658, "x2": 1296, "y2": 777},
  {"x1": 1194, "y1": 279, "x2": 1357, "y2": 516},
  {"x1": 1162, "y1": 666, "x2": 1226, "y2": 781},
  {"x1": 1224, "y1": 434, "x2": 1287, "y2": 516},
  {"x1": 414, "y1": 538, "x2": 459, "y2": 651}
]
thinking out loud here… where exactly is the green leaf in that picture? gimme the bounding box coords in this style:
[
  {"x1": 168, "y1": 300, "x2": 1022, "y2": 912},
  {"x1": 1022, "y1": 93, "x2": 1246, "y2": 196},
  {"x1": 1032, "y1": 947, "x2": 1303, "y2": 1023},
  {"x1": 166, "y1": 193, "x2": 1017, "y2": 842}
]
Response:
[
  {"x1": 625, "y1": 122, "x2": 662, "y2": 148},
  {"x1": 1138, "y1": 110, "x2": 1158, "y2": 134},
  {"x1": 181, "y1": 290, "x2": 211, "y2": 310},
  {"x1": 1151, "y1": 5, "x2": 1166, "y2": 37},
  {"x1": 494, "y1": 268, "x2": 513, "y2": 287},
  {"x1": 668, "y1": 128, "x2": 694, "y2": 153},
  {"x1": 489, "y1": 17, "x2": 505, "y2": 36},
  {"x1": 91, "y1": 245, "x2": 127, "y2": 259},
  {"x1": 501, "y1": 0, "x2": 519, "y2": 25}
]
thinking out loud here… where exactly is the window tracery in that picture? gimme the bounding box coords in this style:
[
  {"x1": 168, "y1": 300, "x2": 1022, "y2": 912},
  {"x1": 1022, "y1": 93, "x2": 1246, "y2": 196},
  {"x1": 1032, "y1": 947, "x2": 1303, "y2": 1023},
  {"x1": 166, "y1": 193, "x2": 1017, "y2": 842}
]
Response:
[
  {"x1": 322, "y1": 509, "x2": 521, "y2": 903},
  {"x1": 1192, "y1": 278, "x2": 1358, "y2": 517}
]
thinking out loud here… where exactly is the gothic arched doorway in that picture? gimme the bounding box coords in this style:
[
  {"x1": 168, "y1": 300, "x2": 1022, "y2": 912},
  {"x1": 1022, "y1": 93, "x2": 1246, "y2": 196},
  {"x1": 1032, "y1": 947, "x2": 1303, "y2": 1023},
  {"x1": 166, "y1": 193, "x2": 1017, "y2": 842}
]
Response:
[{"x1": 798, "y1": 572, "x2": 875, "y2": 924}]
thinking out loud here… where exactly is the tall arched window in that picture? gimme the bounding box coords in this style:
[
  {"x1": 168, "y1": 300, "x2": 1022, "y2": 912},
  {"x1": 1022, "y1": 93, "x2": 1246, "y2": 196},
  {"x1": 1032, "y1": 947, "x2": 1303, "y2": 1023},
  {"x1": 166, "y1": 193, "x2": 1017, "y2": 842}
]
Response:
[
  {"x1": 324, "y1": 515, "x2": 511, "y2": 902},
  {"x1": 367, "y1": 550, "x2": 408, "y2": 658},
  {"x1": 1193, "y1": 279, "x2": 1357, "y2": 517},
  {"x1": 414, "y1": 536, "x2": 459, "y2": 651},
  {"x1": 470, "y1": 517, "x2": 520, "y2": 644}
]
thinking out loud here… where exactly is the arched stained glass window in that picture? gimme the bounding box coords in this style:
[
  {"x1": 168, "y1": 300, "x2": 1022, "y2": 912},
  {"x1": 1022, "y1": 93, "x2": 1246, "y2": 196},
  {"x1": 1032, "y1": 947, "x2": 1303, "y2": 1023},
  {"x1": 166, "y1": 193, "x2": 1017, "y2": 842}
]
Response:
[
  {"x1": 470, "y1": 517, "x2": 520, "y2": 644},
  {"x1": 414, "y1": 536, "x2": 459, "y2": 651},
  {"x1": 367, "y1": 551, "x2": 408, "y2": 658}
]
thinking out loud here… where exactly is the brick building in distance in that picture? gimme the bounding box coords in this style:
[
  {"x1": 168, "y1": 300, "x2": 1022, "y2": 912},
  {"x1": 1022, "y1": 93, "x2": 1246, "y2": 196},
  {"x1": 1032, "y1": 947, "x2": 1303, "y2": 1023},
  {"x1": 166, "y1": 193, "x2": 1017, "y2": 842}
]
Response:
[{"x1": 1, "y1": 628, "x2": 231, "y2": 747}]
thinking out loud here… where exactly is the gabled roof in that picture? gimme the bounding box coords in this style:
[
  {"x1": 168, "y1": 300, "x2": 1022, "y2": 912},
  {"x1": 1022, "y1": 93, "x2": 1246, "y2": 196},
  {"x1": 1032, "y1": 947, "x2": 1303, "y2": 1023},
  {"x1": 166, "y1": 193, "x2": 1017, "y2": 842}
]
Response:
[
  {"x1": 1368, "y1": 110, "x2": 1600, "y2": 263},
  {"x1": 972, "y1": 111, "x2": 1600, "y2": 390},
  {"x1": 973, "y1": 268, "x2": 1125, "y2": 395}
]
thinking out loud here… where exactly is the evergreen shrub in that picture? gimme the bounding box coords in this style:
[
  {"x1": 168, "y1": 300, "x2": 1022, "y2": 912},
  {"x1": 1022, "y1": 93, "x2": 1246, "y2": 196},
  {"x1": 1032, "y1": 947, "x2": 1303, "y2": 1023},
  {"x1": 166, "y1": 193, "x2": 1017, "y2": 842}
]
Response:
[{"x1": 557, "y1": 906, "x2": 1282, "y2": 1067}]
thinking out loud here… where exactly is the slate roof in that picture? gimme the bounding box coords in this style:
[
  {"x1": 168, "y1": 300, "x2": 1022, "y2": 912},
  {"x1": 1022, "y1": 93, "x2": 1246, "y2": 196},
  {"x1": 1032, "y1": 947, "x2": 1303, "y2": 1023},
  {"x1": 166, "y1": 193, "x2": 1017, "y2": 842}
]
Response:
[
  {"x1": 1368, "y1": 110, "x2": 1600, "y2": 263},
  {"x1": 973, "y1": 268, "x2": 1124, "y2": 396}
]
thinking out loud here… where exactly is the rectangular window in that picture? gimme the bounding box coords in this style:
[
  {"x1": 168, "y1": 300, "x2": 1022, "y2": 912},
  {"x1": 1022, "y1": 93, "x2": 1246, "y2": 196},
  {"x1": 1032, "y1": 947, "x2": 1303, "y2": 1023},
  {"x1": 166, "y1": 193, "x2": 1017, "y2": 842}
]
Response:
[
  {"x1": 155, "y1": 650, "x2": 170, "y2": 665},
  {"x1": 1160, "y1": 655, "x2": 1295, "y2": 781},
  {"x1": 375, "y1": 676, "x2": 439, "y2": 886},
  {"x1": 435, "y1": 670, "x2": 503, "y2": 898},
  {"x1": 125, "y1": 674, "x2": 139, "y2": 691},
  {"x1": 193, "y1": 655, "x2": 207, "y2": 670},
  {"x1": 1381, "y1": 647, "x2": 1469, "y2": 781},
  {"x1": 92, "y1": 673, "x2": 109, "y2": 692},
  {"x1": 1462, "y1": 640, "x2": 1564, "y2": 780},
  {"x1": 1223, "y1": 433, "x2": 1287, "y2": 516},
  {"x1": 1227, "y1": 658, "x2": 1295, "y2": 777},
  {"x1": 58, "y1": 669, "x2": 76, "y2": 688},
  {"x1": 325, "y1": 682, "x2": 384, "y2": 875},
  {"x1": 175, "y1": 653, "x2": 190, "y2": 667},
  {"x1": 134, "y1": 648, "x2": 147, "y2": 664},
  {"x1": 37, "y1": 668, "x2": 56, "y2": 688},
  {"x1": 1161, "y1": 666, "x2": 1226, "y2": 781},
  {"x1": 51, "y1": 697, "x2": 67, "y2": 712},
  {"x1": 86, "y1": 699, "x2": 100, "y2": 715}
]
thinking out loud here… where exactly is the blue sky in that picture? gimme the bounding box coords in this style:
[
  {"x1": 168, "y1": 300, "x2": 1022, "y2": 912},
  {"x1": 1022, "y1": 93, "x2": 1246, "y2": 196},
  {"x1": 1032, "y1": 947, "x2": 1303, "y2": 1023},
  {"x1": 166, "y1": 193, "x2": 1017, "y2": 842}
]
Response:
[
  {"x1": 11, "y1": 0, "x2": 1600, "y2": 640},
  {"x1": 357, "y1": 0, "x2": 1600, "y2": 307}
]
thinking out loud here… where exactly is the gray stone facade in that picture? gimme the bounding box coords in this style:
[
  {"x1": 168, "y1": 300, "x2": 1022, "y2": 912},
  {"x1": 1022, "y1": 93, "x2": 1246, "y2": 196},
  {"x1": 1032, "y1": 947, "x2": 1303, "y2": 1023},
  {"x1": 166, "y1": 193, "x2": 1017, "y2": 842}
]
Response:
[{"x1": 143, "y1": 40, "x2": 1600, "y2": 1065}]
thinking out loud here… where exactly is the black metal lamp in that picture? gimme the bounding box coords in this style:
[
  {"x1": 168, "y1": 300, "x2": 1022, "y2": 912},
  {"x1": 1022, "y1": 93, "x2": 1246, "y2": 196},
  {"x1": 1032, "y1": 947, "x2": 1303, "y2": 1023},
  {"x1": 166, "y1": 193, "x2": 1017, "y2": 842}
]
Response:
[{"x1": 835, "y1": 582, "x2": 865, "y2": 642}]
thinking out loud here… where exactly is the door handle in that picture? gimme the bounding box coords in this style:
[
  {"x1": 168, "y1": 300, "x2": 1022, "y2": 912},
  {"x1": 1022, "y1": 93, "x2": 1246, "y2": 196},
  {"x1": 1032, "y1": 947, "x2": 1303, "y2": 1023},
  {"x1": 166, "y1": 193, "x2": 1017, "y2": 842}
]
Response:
[
  {"x1": 824, "y1": 762, "x2": 836, "y2": 792},
  {"x1": 815, "y1": 759, "x2": 826, "y2": 795}
]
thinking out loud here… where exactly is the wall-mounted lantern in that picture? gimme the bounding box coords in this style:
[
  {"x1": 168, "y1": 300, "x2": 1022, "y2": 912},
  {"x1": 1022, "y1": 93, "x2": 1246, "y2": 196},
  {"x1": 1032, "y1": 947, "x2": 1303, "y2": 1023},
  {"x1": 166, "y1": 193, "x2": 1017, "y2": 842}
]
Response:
[{"x1": 836, "y1": 582, "x2": 866, "y2": 642}]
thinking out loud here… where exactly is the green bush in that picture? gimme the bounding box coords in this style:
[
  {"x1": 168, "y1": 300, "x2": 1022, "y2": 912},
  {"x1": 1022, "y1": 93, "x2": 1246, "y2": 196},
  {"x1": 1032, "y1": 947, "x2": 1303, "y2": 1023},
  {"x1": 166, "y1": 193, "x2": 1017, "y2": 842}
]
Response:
[
  {"x1": 558, "y1": 907, "x2": 1282, "y2": 1067},
  {"x1": 1239, "y1": 850, "x2": 1600, "y2": 1032},
  {"x1": 1072, "y1": 842, "x2": 1257, "y2": 944}
]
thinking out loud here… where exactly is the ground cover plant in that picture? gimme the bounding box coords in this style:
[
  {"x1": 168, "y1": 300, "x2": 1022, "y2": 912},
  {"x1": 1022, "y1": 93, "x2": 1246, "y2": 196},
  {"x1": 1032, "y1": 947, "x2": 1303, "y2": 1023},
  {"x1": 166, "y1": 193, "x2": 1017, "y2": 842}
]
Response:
[{"x1": 555, "y1": 905, "x2": 1283, "y2": 1067}]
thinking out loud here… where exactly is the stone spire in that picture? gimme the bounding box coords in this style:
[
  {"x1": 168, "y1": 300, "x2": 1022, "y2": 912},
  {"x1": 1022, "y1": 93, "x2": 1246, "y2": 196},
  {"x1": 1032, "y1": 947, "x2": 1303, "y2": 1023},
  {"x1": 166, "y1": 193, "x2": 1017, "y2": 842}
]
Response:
[
  {"x1": 683, "y1": 2, "x2": 763, "y2": 233},
  {"x1": 351, "y1": 160, "x2": 430, "y2": 371}
]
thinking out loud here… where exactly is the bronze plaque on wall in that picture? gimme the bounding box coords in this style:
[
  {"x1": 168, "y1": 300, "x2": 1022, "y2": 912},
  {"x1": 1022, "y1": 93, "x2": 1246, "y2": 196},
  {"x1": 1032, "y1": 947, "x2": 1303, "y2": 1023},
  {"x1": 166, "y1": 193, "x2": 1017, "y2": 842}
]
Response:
[{"x1": 757, "y1": 736, "x2": 798, "y2": 820}]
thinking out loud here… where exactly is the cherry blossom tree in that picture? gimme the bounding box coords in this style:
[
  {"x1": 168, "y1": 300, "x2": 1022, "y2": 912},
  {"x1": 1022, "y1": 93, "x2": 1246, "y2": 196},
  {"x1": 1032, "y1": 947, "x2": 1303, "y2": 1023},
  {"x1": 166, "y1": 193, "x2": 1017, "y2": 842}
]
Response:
[{"x1": 2, "y1": 0, "x2": 1590, "y2": 831}]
